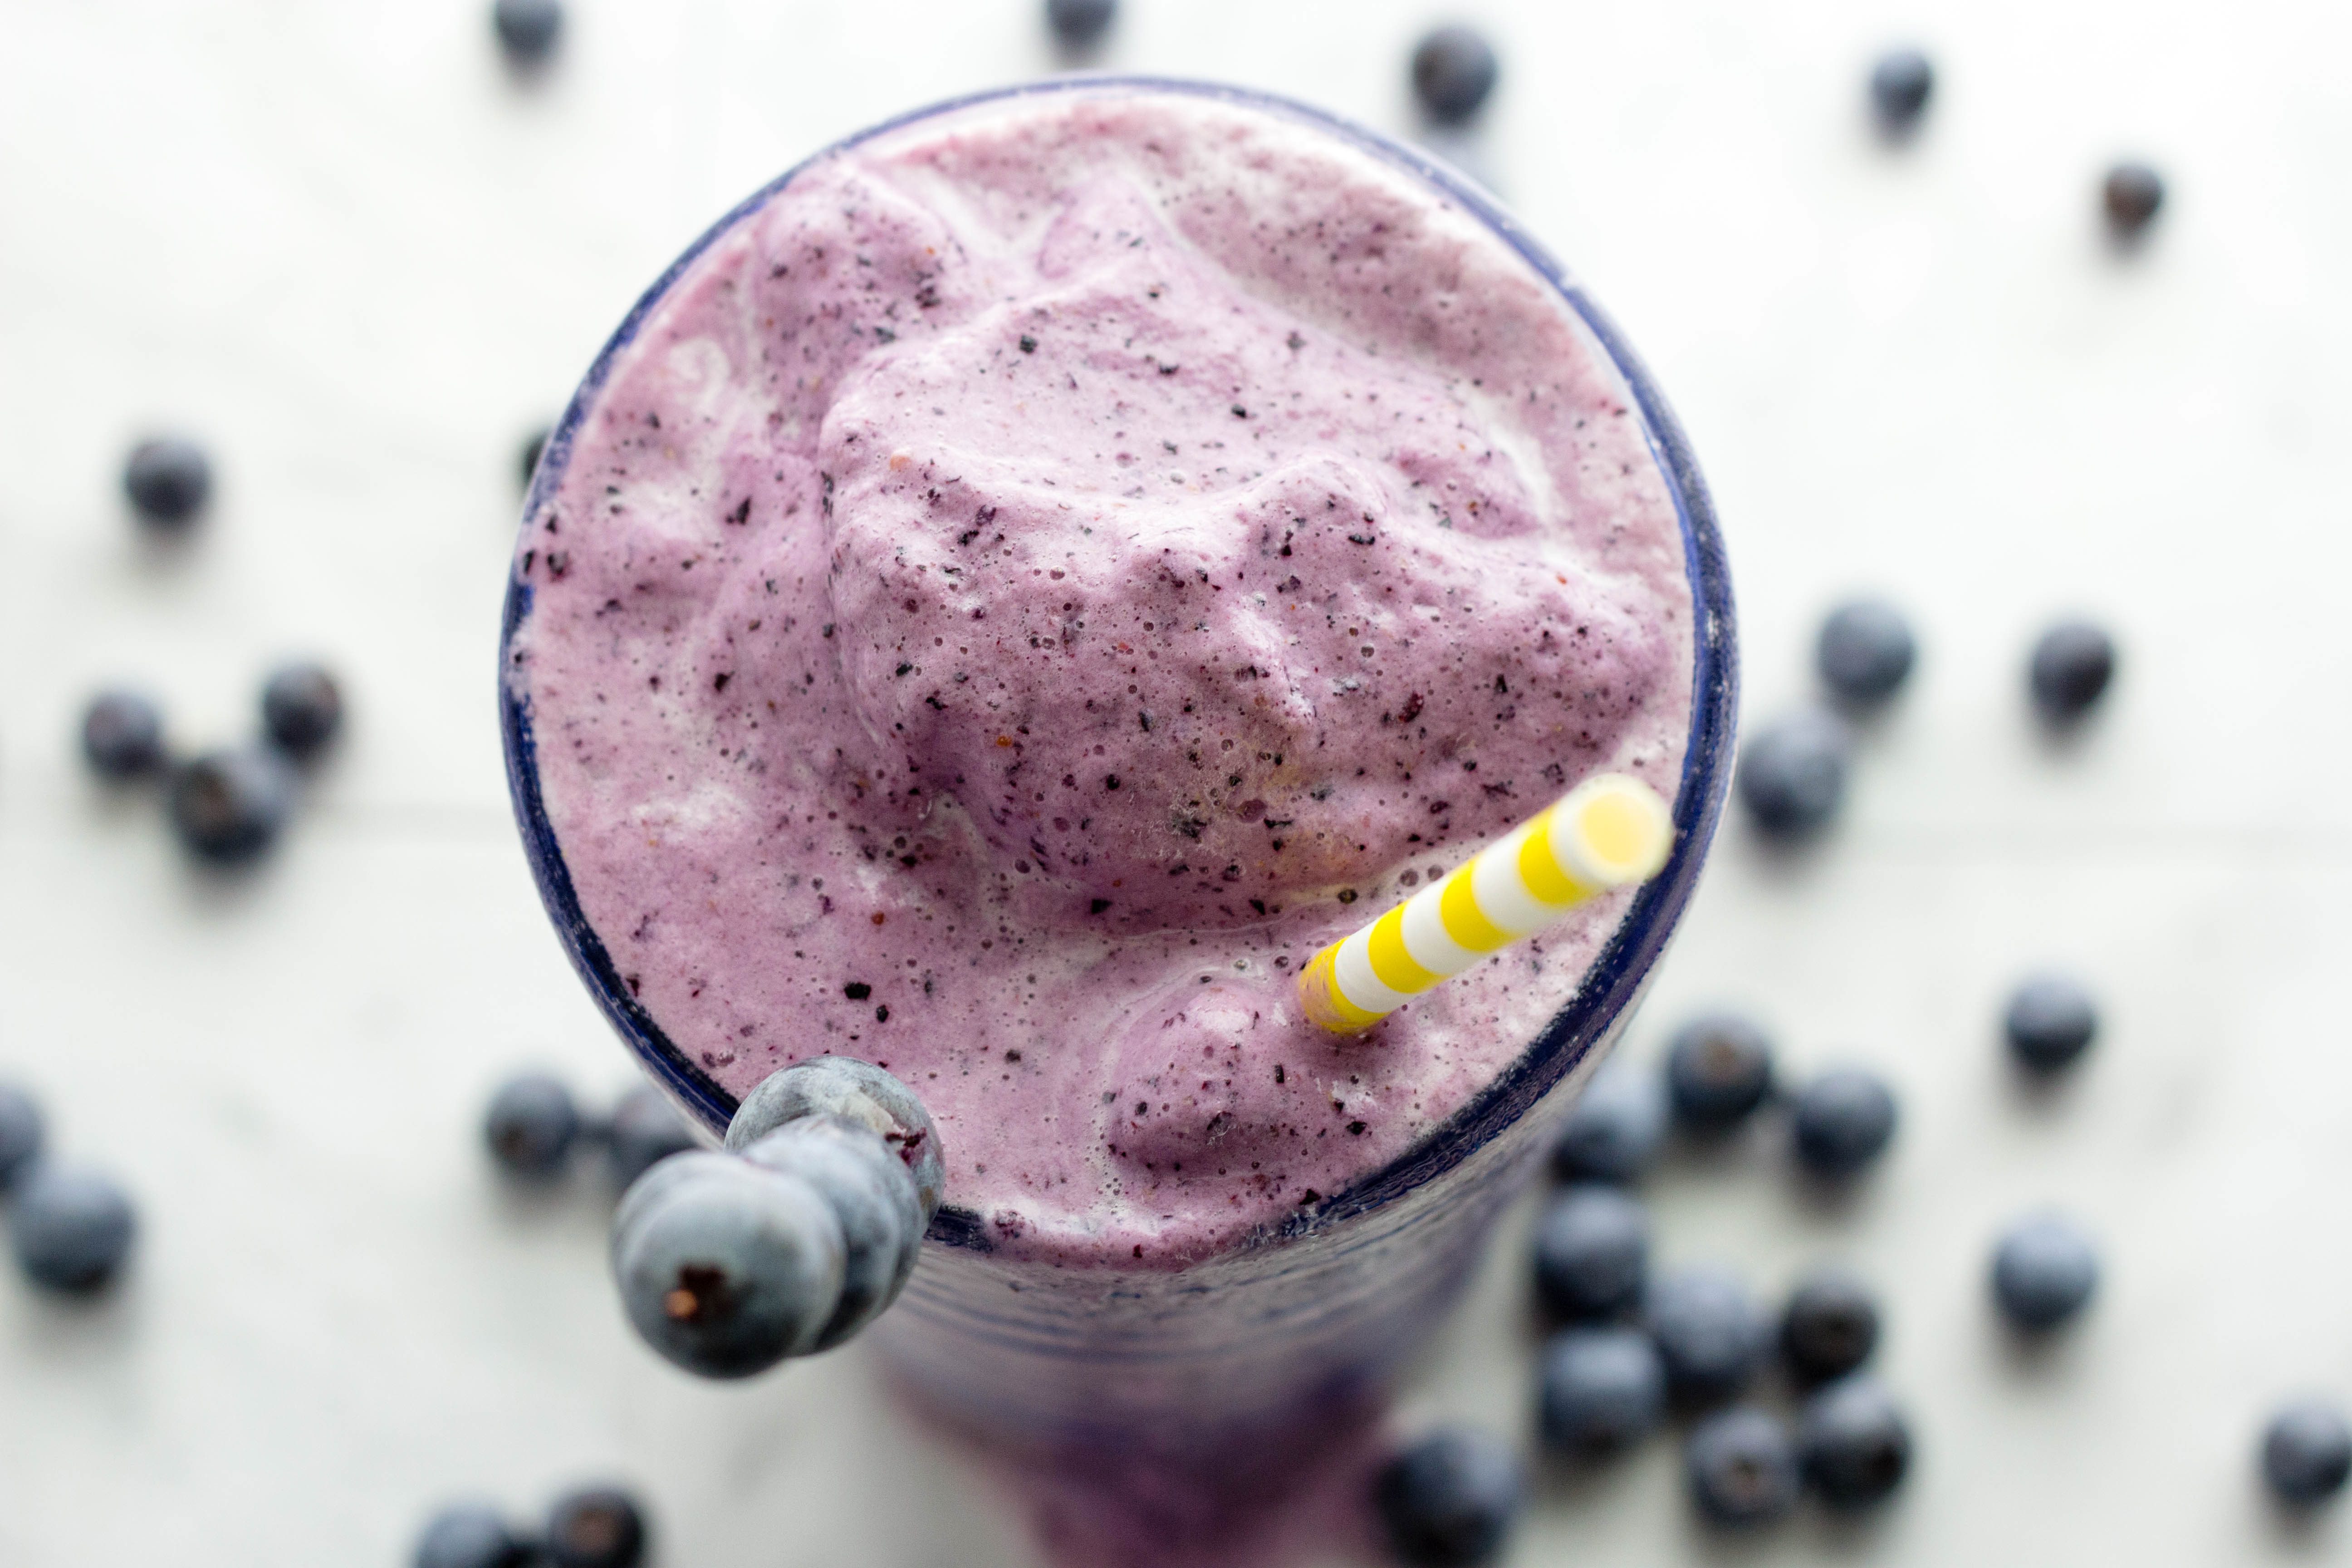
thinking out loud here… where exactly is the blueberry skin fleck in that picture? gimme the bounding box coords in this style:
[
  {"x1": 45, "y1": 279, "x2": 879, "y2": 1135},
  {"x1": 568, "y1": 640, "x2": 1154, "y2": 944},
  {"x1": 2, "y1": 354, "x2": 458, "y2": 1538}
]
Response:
[
  {"x1": 1550, "y1": 1067, "x2": 1666, "y2": 1185},
  {"x1": 260, "y1": 662, "x2": 344, "y2": 760},
  {"x1": 2028, "y1": 619, "x2": 2117, "y2": 721},
  {"x1": 1664, "y1": 1013, "x2": 1775, "y2": 1132},
  {"x1": 544, "y1": 1485, "x2": 648, "y2": 1568},
  {"x1": 2263, "y1": 1400, "x2": 2352, "y2": 1506},
  {"x1": 2004, "y1": 974, "x2": 2098, "y2": 1072},
  {"x1": 726, "y1": 1056, "x2": 945, "y2": 1224},
  {"x1": 1736, "y1": 708, "x2": 1852, "y2": 838},
  {"x1": 1532, "y1": 1184, "x2": 1649, "y2": 1322},
  {"x1": 167, "y1": 747, "x2": 295, "y2": 864},
  {"x1": 1789, "y1": 1068, "x2": 1898, "y2": 1178},
  {"x1": 1990, "y1": 1212, "x2": 2100, "y2": 1330},
  {"x1": 520, "y1": 425, "x2": 552, "y2": 491},
  {"x1": 122, "y1": 436, "x2": 212, "y2": 529},
  {"x1": 740, "y1": 1115, "x2": 923, "y2": 1351},
  {"x1": 484, "y1": 1073, "x2": 582, "y2": 1179},
  {"x1": 1685, "y1": 1406, "x2": 1800, "y2": 1529},
  {"x1": 611, "y1": 1151, "x2": 847, "y2": 1378},
  {"x1": 413, "y1": 1503, "x2": 532, "y2": 1568},
  {"x1": 1646, "y1": 1267, "x2": 1770, "y2": 1407},
  {"x1": 0, "y1": 1083, "x2": 45, "y2": 1191},
  {"x1": 81, "y1": 689, "x2": 168, "y2": 779},
  {"x1": 1798, "y1": 1376, "x2": 1913, "y2": 1509},
  {"x1": 605, "y1": 1084, "x2": 700, "y2": 1191},
  {"x1": 10, "y1": 1164, "x2": 136, "y2": 1292},
  {"x1": 1410, "y1": 25, "x2": 1500, "y2": 126},
  {"x1": 1372, "y1": 1427, "x2": 1524, "y2": 1568},
  {"x1": 491, "y1": 0, "x2": 564, "y2": 64},
  {"x1": 2102, "y1": 162, "x2": 2166, "y2": 240},
  {"x1": 1044, "y1": 0, "x2": 1115, "y2": 47},
  {"x1": 1816, "y1": 598, "x2": 1916, "y2": 706},
  {"x1": 1539, "y1": 1327, "x2": 1665, "y2": 1455},
  {"x1": 1780, "y1": 1269, "x2": 1882, "y2": 1386},
  {"x1": 1868, "y1": 49, "x2": 1935, "y2": 135}
]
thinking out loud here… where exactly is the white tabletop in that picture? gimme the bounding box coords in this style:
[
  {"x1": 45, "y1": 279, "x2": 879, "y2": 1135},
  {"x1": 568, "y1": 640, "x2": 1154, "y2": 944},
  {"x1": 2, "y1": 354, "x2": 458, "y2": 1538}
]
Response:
[{"x1": 3, "y1": 1, "x2": 2350, "y2": 1563}]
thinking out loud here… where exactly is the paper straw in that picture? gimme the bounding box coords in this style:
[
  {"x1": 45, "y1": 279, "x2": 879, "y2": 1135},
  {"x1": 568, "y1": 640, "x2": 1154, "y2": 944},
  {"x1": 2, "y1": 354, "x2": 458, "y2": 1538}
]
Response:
[{"x1": 1296, "y1": 773, "x2": 1675, "y2": 1034}]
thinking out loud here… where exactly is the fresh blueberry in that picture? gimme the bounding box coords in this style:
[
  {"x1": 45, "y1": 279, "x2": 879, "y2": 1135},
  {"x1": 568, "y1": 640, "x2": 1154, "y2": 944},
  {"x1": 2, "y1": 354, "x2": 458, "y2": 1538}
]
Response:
[
  {"x1": 726, "y1": 1056, "x2": 944, "y2": 1224},
  {"x1": 1532, "y1": 1184, "x2": 1648, "y2": 1322},
  {"x1": 520, "y1": 426, "x2": 552, "y2": 492},
  {"x1": 1550, "y1": 1067, "x2": 1666, "y2": 1185},
  {"x1": 1646, "y1": 1267, "x2": 1770, "y2": 1407},
  {"x1": 545, "y1": 1485, "x2": 648, "y2": 1568},
  {"x1": 1736, "y1": 708, "x2": 1852, "y2": 838},
  {"x1": 1798, "y1": 1376, "x2": 1913, "y2": 1509},
  {"x1": 1780, "y1": 1269, "x2": 1881, "y2": 1386},
  {"x1": 1539, "y1": 1327, "x2": 1665, "y2": 1455},
  {"x1": 122, "y1": 436, "x2": 212, "y2": 529},
  {"x1": 484, "y1": 1073, "x2": 582, "y2": 1179},
  {"x1": 1411, "y1": 25, "x2": 1500, "y2": 126},
  {"x1": 1990, "y1": 1212, "x2": 2099, "y2": 1330},
  {"x1": 414, "y1": 1503, "x2": 532, "y2": 1568},
  {"x1": 1044, "y1": 0, "x2": 1116, "y2": 48},
  {"x1": 492, "y1": 0, "x2": 564, "y2": 65},
  {"x1": 1816, "y1": 598, "x2": 1917, "y2": 706},
  {"x1": 167, "y1": 747, "x2": 295, "y2": 864},
  {"x1": 10, "y1": 1164, "x2": 136, "y2": 1291},
  {"x1": 2102, "y1": 162, "x2": 2166, "y2": 241},
  {"x1": 1664, "y1": 1013, "x2": 1775, "y2": 1132},
  {"x1": 1868, "y1": 49, "x2": 1935, "y2": 136},
  {"x1": 741, "y1": 1116, "x2": 922, "y2": 1352},
  {"x1": 81, "y1": 690, "x2": 168, "y2": 779},
  {"x1": 1372, "y1": 1427, "x2": 1524, "y2": 1568},
  {"x1": 1685, "y1": 1406, "x2": 1800, "y2": 1529},
  {"x1": 0, "y1": 1083, "x2": 44, "y2": 1191},
  {"x1": 2004, "y1": 974, "x2": 2098, "y2": 1072},
  {"x1": 605, "y1": 1085, "x2": 700, "y2": 1191},
  {"x1": 2262, "y1": 1400, "x2": 2352, "y2": 1507},
  {"x1": 2028, "y1": 619, "x2": 2117, "y2": 722},
  {"x1": 1789, "y1": 1068, "x2": 1898, "y2": 1178},
  {"x1": 260, "y1": 662, "x2": 344, "y2": 760},
  {"x1": 611, "y1": 1151, "x2": 846, "y2": 1378}
]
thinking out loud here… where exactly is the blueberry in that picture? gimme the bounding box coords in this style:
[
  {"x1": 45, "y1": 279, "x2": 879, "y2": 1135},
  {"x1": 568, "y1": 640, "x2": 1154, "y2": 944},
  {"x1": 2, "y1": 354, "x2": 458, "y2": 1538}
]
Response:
[
  {"x1": 260, "y1": 662, "x2": 344, "y2": 760},
  {"x1": 414, "y1": 1503, "x2": 532, "y2": 1568},
  {"x1": 1539, "y1": 1327, "x2": 1665, "y2": 1455},
  {"x1": 1780, "y1": 1269, "x2": 1881, "y2": 1386},
  {"x1": 81, "y1": 690, "x2": 168, "y2": 779},
  {"x1": 1789, "y1": 1068, "x2": 1898, "y2": 1178},
  {"x1": 2004, "y1": 973, "x2": 2098, "y2": 1072},
  {"x1": 1372, "y1": 1427, "x2": 1524, "y2": 1567},
  {"x1": 2263, "y1": 1400, "x2": 2352, "y2": 1507},
  {"x1": 492, "y1": 0, "x2": 564, "y2": 65},
  {"x1": 122, "y1": 436, "x2": 212, "y2": 529},
  {"x1": 1411, "y1": 25, "x2": 1500, "y2": 126},
  {"x1": 1664, "y1": 1013, "x2": 1775, "y2": 1132},
  {"x1": 167, "y1": 747, "x2": 295, "y2": 864},
  {"x1": 1990, "y1": 1211, "x2": 2099, "y2": 1330},
  {"x1": 2028, "y1": 619, "x2": 2117, "y2": 722},
  {"x1": 726, "y1": 1056, "x2": 944, "y2": 1224},
  {"x1": 1044, "y1": 0, "x2": 1115, "y2": 48},
  {"x1": 1868, "y1": 49, "x2": 1935, "y2": 136},
  {"x1": 484, "y1": 1073, "x2": 581, "y2": 1178},
  {"x1": 1646, "y1": 1267, "x2": 1770, "y2": 1407},
  {"x1": 1532, "y1": 1184, "x2": 1648, "y2": 1322},
  {"x1": 545, "y1": 1485, "x2": 648, "y2": 1568},
  {"x1": 1798, "y1": 1376, "x2": 1913, "y2": 1508},
  {"x1": 1685, "y1": 1406, "x2": 1799, "y2": 1529},
  {"x1": 1736, "y1": 708, "x2": 1852, "y2": 838},
  {"x1": 741, "y1": 1116, "x2": 923, "y2": 1352},
  {"x1": 0, "y1": 1083, "x2": 44, "y2": 1191},
  {"x1": 520, "y1": 426, "x2": 552, "y2": 492},
  {"x1": 1816, "y1": 598, "x2": 1916, "y2": 706},
  {"x1": 1550, "y1": 1067, "x2": 1666, "y2": 1185},
  {"x1": 611, "y1": 1151, "x2": 846, "y2": 1378},
  {"x1": 10, "y1": 1164, "x2": 136, "y2": 1291},
  {"x1": 606, "y1": 1085, "x2": 700, "y2": 1191},
  {"x1": 2102, "y1": 161, "x2": 2165, "y2": 241}
]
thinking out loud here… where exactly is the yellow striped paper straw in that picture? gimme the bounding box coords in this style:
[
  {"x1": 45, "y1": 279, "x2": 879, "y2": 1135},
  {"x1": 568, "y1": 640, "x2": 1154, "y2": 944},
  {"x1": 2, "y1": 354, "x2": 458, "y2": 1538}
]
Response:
[{"x1": 1296, "y1": 773, "x2": 1675, "y2": 1034}]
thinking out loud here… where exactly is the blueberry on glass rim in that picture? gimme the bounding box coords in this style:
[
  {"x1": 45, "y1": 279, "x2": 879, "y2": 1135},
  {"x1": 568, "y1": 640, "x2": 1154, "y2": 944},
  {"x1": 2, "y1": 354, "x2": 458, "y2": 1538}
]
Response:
[
  {"x1": 167, "y1": 747, "x2": 295, "y2": 864},
  {"x1": 1789, "y1": 1068, "x2": 1898, "y2": 1179},
  {"x1": 260, "y1": 661, "x2": 344, "y2": 761},
  {"x1": 1868, "y1": 48, "x2": 1935, "y2": 136},
  {"x1": 1411, "y1": 25, "x2": 1500, "y2": 126},
  {"x1": 1664, "y1": 1012, "x2": 1775, "y2": 1132},
  {"x1": 1736, "y1": 708, "x2": 1852, "y2": 839},
  {"x1": 1685, "y1": 1406, "x2": 1799, "y2": 1528},
  {"x1": 1816, "y1": 598, "x2": 1916, "y2": 706},
  {"x1": 2004, "y1": 973, "x2": 2099, "y2": 1072},
  {"x1": 80, "y1": 689, "x2": 168, "y2": 779},
  {"x1": 491, "y1": 0, "x2": 564, "y2": 65},
  {"x1": 122, "y1": 436, "x2": 212, "y2": 529},
  {"x1": 544, "y1": 1485, "x2": 648, "y2": 1568},
  {"x1": 2262, "y1": 1400, "x2": 2352, "y2": 1507},
  {"x1": 1372, "y1": 1426, "x2": 1524, "y2": 1567}
]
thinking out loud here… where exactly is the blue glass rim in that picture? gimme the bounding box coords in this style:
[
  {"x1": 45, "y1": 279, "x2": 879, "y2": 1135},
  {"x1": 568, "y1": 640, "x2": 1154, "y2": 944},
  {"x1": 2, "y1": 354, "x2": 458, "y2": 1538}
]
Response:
[{"x1": 500, "y1": 74, "x2": 1739, "y2": 1249}]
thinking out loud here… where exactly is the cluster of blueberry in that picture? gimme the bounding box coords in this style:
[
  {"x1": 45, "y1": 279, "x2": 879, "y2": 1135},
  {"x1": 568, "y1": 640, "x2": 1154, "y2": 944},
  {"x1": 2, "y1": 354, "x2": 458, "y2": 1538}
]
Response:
[
  {"x1": 0, "y1": 1083, "x2": 136, "y2": 1296},
  {"x1": 416, "y1": 1485, "x2": 647, "y2": 1568},
  {"x1": 483, "y1": 1074, "x2": 701, "y2": 1194}
]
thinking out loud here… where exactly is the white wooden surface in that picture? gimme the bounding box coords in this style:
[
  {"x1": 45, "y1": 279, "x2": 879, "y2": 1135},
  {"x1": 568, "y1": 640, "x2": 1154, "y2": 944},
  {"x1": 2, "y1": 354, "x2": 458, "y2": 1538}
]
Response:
[{"x1": 3, "y1": 1, "x2": 2350, "y2": 1563}]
